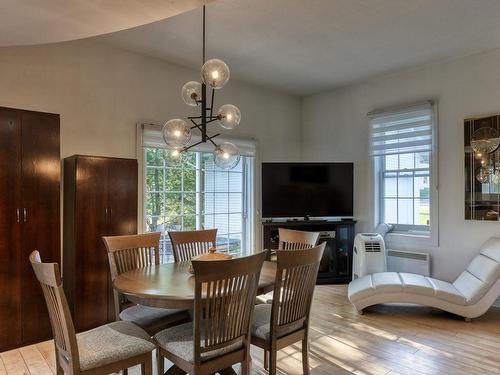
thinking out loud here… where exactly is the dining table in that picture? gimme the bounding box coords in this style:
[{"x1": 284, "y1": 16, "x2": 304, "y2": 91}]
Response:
[{"x1": 113, "y1": 260, "x2": 277, "y2": 375}]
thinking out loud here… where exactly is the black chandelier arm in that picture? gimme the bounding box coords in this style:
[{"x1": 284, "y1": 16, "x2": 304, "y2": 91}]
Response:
[
  {"x1": 183, "y1": 133, "x2": 220, "y2": 152},
  {"x1": 210, "y1": 88, "x2": 215, "y2": 119}
]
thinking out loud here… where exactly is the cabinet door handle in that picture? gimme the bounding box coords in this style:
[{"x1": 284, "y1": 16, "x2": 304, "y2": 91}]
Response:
[
  {"x1": 23, "y1": 208, "x2": 27, "y2": 222},
  {"x1": 105, "y1": 208, "x2": 108, "y2": 216},
  {"x1": 16, "y1": 208, "x2": 20, "y2": 223}
]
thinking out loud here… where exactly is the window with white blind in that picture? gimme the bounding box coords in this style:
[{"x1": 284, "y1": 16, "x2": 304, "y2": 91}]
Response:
[
  {"x1": 140, "y1": 124, "x2": 256, "y2": 263},
  {"x1": 369, "y1": 102, "x2": 438, "y2": 243}
]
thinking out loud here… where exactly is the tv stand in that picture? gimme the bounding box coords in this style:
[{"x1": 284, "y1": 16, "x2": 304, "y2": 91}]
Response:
[{"x1": 262, "y1": 219, "x2": 356, "y2": 284}]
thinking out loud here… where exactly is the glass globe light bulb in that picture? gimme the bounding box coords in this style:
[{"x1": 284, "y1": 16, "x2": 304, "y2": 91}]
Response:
[
  {"x1": 171, "y1": 150, "x2": 180, "y2": 157},
  {"x1": 162, "y1": 119, "x2": 191, "y2": 150},
  {"x1": 181, "y1": 81, "x2": 202, "y2": 106},
  {"x1": 217, "y1": 104, "x2": 241, "y2": 129},
  {"x1": 213, "y1": 142, "x2": 240, "y2": 169},
  {"x1": 201, "y1": 59, "x2": 230, "y2": 89}
]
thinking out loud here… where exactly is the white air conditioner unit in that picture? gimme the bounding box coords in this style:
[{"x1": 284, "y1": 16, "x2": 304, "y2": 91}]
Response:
[{"x1": 352, "y1": 233, "x2": 387, "y2": 280}]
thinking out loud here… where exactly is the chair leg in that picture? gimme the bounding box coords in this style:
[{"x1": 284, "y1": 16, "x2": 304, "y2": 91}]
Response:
[
  {"x1": 123, "y1": 369, "x2": 128, "y2": 375},
  {"x1": 302, "y1": 338, "x2": 310, "y2": 375},
  {"x1": 269, "y1": 349, "x2": 277, "y2": 375},
  {"x1": 55, "y1": 354, "x2": 64, "y2": 375},
  {"x1": 157, "y1": 349, "x2": 165, "y2": 375},
  {"x1": 241, "y1": 359, "x2": 250, "y2": 375},
  {"x1": 141, "y1": 356, "x2": 153, "y2": 375},
  {"x1": 264, "y1": 350, "x2": 269, "y2": 370}
]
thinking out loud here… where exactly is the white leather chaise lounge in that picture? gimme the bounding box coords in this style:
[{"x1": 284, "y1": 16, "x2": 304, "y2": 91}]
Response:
[{"x1": 348, "y1": 238, "x2": 500, "y2": 320}]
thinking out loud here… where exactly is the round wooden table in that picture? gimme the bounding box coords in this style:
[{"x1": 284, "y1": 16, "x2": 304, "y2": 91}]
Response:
[
  {"x1": 113, "y1": 260, "x2": 277, "y2": 310},
  {"x1": 113, "y1": 260, "x2": 276, "y2": 375}
]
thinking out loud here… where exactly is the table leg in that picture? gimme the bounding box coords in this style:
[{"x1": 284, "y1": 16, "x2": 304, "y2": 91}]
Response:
[{"x1": 164, "y1": 365, "x2": 187, "y2": 375}]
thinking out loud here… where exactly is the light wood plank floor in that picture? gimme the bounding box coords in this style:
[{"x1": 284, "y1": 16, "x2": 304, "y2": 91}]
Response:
[{"x1": 2, "y1": 285, "x2": 500, "y2": 375}]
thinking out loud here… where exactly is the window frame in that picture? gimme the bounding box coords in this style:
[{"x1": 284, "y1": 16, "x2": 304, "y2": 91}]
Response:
[{"x1": 372, "y1": 101, "x2": 439, "y2": 247}]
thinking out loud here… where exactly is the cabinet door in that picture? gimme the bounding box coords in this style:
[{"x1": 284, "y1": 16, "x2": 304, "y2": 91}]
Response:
[
  {"x1": 106, "y1": 158, "x2": 138, "y2": 320},
  {"x1": 0, "y1": 108, "x2": 22, "y2": 351},
  {"x1": 107, "y1": 158, "x2": 138, "y2": 236},
  {"x1": 20, "y1": 111, "x2": 61, "y2": 344},
  {"x1": 74, "y1": 157, "x2": 110, "y2": 331}
]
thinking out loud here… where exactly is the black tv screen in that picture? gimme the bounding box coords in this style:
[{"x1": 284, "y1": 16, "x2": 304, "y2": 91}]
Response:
[{"x1": 262, "y1": 162, "x2": 353, "y2": 218}]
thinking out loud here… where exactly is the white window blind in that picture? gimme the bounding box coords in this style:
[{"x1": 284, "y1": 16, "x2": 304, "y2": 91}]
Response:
[{"x1": 369, "y1": 102, "x2": 434, "y2": 157}]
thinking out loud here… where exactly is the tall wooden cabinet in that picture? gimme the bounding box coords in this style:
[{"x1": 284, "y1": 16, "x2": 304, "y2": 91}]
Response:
[
  {"x1": 0, "y1": 107, "x2": 60, "y2": 351},
  {"x1": 63, "y1": 155, "x2": 138, "y2": 332}
]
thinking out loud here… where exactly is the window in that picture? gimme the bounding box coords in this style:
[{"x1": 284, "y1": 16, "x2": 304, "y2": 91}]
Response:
[
  {"x1": 144, "y1": 148, "x2": 253, "y2": 263},
  {"x1": 370, "y1": 102, "x2": 438, "y2": 242}
]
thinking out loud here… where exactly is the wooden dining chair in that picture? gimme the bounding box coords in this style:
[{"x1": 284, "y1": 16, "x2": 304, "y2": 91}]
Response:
[
  {"x1": 251, "y1": 243, "x2": 326, "y2": 375},
  {"x1": 278, "y1": 228, "x2": 320, "y2": 250},
  {"x1": 103, "y1": 232, "x2": 190, "y2": 336},
  {"x1": 168, "y1": 228, "x2": 217, "y2": 262},
  {"x1": 154, "y1": 251, "x2": 268, "y2": 375},
  {"x1": 257, "y1": 228, "x2": 320, "y2": 304},
  {"x1": 29, "y1": 251, "x2": 155, "y2": 375}
]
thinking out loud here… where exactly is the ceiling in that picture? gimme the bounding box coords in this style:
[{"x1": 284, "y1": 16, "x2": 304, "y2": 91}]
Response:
[
  {"x1": 0, "y1": 0, "x2": 211, "y2": 46},
  {"x1": 98, "y1": 0, "x2": 500, "y2": 96}
]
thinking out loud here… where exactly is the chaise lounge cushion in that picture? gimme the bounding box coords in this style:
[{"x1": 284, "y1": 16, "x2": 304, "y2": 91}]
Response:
[
  {"x1": 399, "y1": 273, "x2": 434, "y2": 296},
  {"x1": 426, "y1": 278, "x2": 466, "y2": 305},
  {"x1": 372, "y1": 272, "x2": 402, "y2": 293}
]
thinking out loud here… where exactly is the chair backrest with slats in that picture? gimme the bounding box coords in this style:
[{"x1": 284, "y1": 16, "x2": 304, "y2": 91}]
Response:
[
  {"x1": 103, "y1": 232, "x2": 161, "y2": 280},
  {"x1": 169, "y1": 229, "x2": 217, "y2": 262},
  {"x1": 103, "y1": 232, "x2": 161, "y2": 320},
  {"x1": 191, "y1": 251, "x2": 267, "y2": 366},
  {"x1": 30, "y1": 251, "x2": 79, "y2": 373},
  {"x1": 271, "y1": 243, "x2": 325, "y2": 338},
  {"x1": 278, "y1": 228, "x2": 320, "y2": 250}
]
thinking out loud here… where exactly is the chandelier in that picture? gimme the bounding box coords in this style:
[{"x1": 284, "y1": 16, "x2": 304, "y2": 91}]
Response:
[{"x1": 162, "y1": 5, "x2": 241, "y2": 169}]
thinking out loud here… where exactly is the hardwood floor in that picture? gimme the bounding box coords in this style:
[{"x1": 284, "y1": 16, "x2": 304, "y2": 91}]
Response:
[{"x1": 2, "y1": 285, "x2": 500, "y2": 374}]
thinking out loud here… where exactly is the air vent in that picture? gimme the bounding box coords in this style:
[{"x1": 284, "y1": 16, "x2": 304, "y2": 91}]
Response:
[{"x1": 364, "y1": 241, "x2": 381, "y2": 252}]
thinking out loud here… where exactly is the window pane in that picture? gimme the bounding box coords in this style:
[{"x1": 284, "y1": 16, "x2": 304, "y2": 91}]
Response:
[
  {"x1": 383, "y1": 172, "x2": 397, "y2": 197},
  {"x1": 215, "y1": 214, "x2": 229, "y2": 234},
  {"x1": 416, "y1": 152, "x2": 430, "y2": 169},
  {"x1": 164, "y1": 150, "x2": 182, "y2": 167},
  {"x1": 229, "y1": 172, "x2": 243, "y2": 192},
  {"x1": 146, "y1": 148, "x2": 165, "y2": 166},
  {"x1": 165, "y1": 169, "x2": 182, "y2": 191},
  {"x1": 384, "y1": 154, "x2": 398, "y2": 170},
  {"x1": 183, "y1": 215, "x2": 197, "y2": 231},
  {"x1": 146, "y1": 191, "x2": 164, "y2": 217},
  {"x1": 397, "y1": 199, "x2": 413, "y2": 225},
  {"x1": 165, "y1": 193, "x2": 182, "y2": 216},
  {"x1": 146, "y1": 168, "x2": 164, "y2": 191},
  {"x1": 183, "y1": 168, "x2": 196, "y2": 192},
  {"x1": 146, "y1": 215, "x2": 165, "y2": 233},
  {"x1": 383, "y1": 199, "x2": 397, "y2": 224},
  {"x1": 183, "y1": 193, "x2": 196, "y2": 215},
  {"x1": 398, "y1": 172, "x2": 413, "y2": 198},
  {"x1": 165, "y1": 216, "x2": 182, "y2": 231},
  {"x1": 399, "y1": 153, "x2": 415, "y2": 169},
  {"x1": 229, "y1": 193, "x2": 242, "y2": 213},
  {"x1": 182, "y1": 152, "x2": 197, "y2": 168},
  {"x1": 228, "y1": 233, "x2": 242, "y2": 254},
  {"x1": 203, "y1": 192, "x2": 214, "y2": 214},
  {"x1": 204, "y1": 171, "x2": 215, "y2": 192},
  {"x1": 203, "y1": 214, "x2": 215, "y2": 228},
  {"x1": 229, "y1": 213, "x2": 242, "y2": 233},
  {"x1": 214, "y1": 172, "x2": 229, "y2": 192},
  {"x1": 214, "y1": 193, "x2": 228, "y2": 214},
  {"x1": 415, "y1": 176, "x2": 430, "y2": 199},
  {"x1": 415, "y1": 199, "x2": 430, "y2": 226}
]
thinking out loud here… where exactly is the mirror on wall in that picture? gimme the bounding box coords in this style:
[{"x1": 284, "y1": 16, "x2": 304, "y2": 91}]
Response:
[{"x1": 465, "y1": 114, "x2": 500, "y2": 221}]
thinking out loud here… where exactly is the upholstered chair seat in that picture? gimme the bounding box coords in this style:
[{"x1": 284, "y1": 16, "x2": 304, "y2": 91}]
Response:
[
  {"x1": 77, "y1": 321, "x2": 156, "y2": 371},
  {"x1": 154, "y1": 322, "x2": 243, "y2": 363},
  {"x1": 251, "y1": 304, "x2": 304, "y2": 341},
  {"x1": 119, "y1": 305, "x2": 185, "y2": 330}
]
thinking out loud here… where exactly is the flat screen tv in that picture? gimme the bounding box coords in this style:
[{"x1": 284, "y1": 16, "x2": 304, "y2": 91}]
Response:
[{"x1": 262, "y1": 162, "x2": 353, "y2": 218}]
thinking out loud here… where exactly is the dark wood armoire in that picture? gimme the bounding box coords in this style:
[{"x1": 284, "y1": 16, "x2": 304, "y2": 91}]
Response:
[
  {"x1": 0, "y1": 106, "x2": 60, "y2": 351},
  {"x1": 63, "y1": 155, "x2": 138, "y2": 332}
]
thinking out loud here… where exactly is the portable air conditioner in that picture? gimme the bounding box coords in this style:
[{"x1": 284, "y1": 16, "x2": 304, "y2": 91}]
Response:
[{"x1": 352, "y1": 233, "x2": 387, "y2": 280}]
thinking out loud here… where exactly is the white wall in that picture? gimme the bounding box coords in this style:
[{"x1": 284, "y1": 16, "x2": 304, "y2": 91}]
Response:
[
  {"x1": 301, "y1": 48, "x2": 500, "y2": 282},
  {"x1": 0, "y1": 39, "x2": 301, "y2": 161}
]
